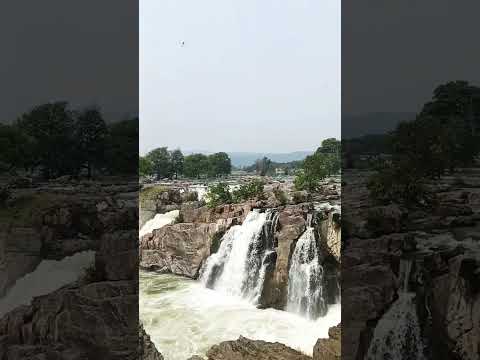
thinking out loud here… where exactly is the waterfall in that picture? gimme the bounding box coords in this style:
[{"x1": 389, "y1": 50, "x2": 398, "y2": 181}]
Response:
[
  {"x1": 286, "y1": 221, "x2": 326, "y2": 320},
  {"x1": 366, "y1": 259, "x2": 426, "y2": 360},
  {"x1": 139, "y1": 210, "x2": 179, "y2": 238},
  {"x1": 199, "y1": 209, "x2": 278, "y2": 304}
]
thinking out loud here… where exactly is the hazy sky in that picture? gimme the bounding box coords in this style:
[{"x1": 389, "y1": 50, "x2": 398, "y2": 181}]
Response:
[
  {"x1": 140, "y1": 0, "x2": 340, "y2": 154},
  {"x1": 0, "y1": 1, "x2": 138, "y2": 123}
]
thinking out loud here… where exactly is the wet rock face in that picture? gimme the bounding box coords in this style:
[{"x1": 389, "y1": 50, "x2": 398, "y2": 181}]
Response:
[
  {"x1": 0, "y1": 281, "x2": 139, "y2": 360},
  {"x1": 313, "y1": 325, "x2": 341, "y2": 360},
  {"x1": 342, "y1": 169, "x2": 480, "y2": 360},
  {"x1": 139, "y1": 323, "x2": 163, "y2": 360},
  {"x1": 423, "y1": 253, "x2": 480, "y2": 360},
  {"x1": 0, "y1": 185, "x2": 138, "y2": 297},
  {"x1": 205, "y1": 336, "x2": 311, "y2": 360},
  {"x1": 0, "y1": 182, "x2": 140, "y2": 359}
]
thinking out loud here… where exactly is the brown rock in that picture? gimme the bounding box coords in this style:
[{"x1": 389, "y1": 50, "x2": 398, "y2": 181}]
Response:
[
  {"x1": 313, "y1": 325, "x2": 341, "y2": 360},
  {"x1": 206, "y1": 336, "x2": 311, "y2": 360}
]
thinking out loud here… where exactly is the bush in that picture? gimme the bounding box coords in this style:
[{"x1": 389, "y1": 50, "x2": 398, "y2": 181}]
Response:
[
  {"x1": 292, "y1": 191, "x2": 308, "y2": 204},
  {"x1": 273, "y1": 188, "x2": 288, "y2": 205},
  {"x1": 205, "y1": 182, "x2": 232, "y2": 208},
  {"x1": 232, "y1": 179, "x2": 265, "y2": 203},
  {"x1": 367, "y1": 164, "x2": 429, "y2": 206}
]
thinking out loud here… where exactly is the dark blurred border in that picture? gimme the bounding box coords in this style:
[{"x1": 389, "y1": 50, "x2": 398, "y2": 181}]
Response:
[
  {"x1": 0, "y1": 1, "x2": 140, "y2": 359},
  {"x1": 342, "y1": 2, "x2": 480, "y2": 360}
]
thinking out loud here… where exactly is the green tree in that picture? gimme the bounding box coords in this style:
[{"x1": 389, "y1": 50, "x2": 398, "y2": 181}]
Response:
[
  {"x1": 17, "y1": 102, "x2": 76, "y2": 179},
  {"x1": 146, "y1": 147, "x2": 173, "y2": 180},
  {"x1": 75, "y1": 106, "x2": 107, "y2": 178},
  {"x1": 104, "y1": 117, "x2": 139, "y2": 175},
  {"x1": 170, "y1": 149, "x2": 184, "y2": 179},
  {"x1": 207, "y1": 152, "x2": 231, "y2": 177},
  {"x1": 139, "y1": 156, "x2": 153, "y2": 177},
  {"x1": 183, "y1": 153, "x2": 209, "y2": 178},
  {"x1": 205, "y1": 182, "x2": 232, "y2": 208},
  {"x1": 294, "y1": 138, "x2": 341, "y2": 191},
  {"x1": 0, "y1": 124, "x2": 34, "y2": 173}
]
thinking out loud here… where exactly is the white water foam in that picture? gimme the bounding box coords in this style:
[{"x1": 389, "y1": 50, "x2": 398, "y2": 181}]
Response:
[
  {"x1": 140, "y1": 272, "x2": 340, "y2": 360},
  {"x1": 286, "y1": 227, "x2": 326, "y2": 319},
  {"x1": 0, "y1": 250, "x2": 95, "y2": 317},
  {"x1": 366, "y1": 259, "x2": 425, "y2": 360},
  {"x1": 199, "y1": 210, "x2": 273, "y2": 304},
  {"x1": 139, "y1": 210, "x2": 179, "y2": 238}
]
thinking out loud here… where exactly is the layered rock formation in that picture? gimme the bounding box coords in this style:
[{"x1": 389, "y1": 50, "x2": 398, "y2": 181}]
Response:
[
  {"x1": 0, "y1": 181, "x2": 140, "y2": 359},
  {"x1": 0, "y1": 183, "x2": 138, "y2": 297},
  {"x1": 342, "y1": 169, "x2": 480, "y2": 360}
]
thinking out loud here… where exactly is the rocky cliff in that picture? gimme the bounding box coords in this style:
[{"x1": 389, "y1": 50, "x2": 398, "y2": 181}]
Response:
[
  {"x1": 342, "y1": 169, "x2": 480, "y2": 360},
  {"x1": 0, "y1": 181, "x2": 140, "y2": 359}
]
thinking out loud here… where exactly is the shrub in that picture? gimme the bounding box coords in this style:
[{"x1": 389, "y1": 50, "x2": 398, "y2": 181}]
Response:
[
  {"x1": 205, "y1": 182, "x2": 232, "y2": 208},
  {"x1": 232, "y1": 179, "x2": 265, "y2": 203},
  {"x1": 292, "y1": 191, "x2": 308, "y2": 204},
  {"x1": 367, "y1": 164, "x2": 429, "y2": 206},
  {"x1": 273, "y1": 188, "x2": 288, "y2": 205}
]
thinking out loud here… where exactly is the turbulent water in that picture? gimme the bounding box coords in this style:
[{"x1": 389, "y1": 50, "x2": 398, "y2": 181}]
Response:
[
  {"x1": 286, "y1": 227, "x2": 326, "y2": 319},
  {"x1": 0, "y1": 251, "x2": 95, "y2": 317},
  {"x1": 366, "y1": 259, "x2": 426, "y2": 360},
  {"x1": 199, "y1": 210, "x2": 277, "y2": 304},
  {"x1": 140, "y1": 271, "x2": 341, "y2": 360},
  {"x1": 139, "y1": 210, "x2": 179, "y2": 238}
]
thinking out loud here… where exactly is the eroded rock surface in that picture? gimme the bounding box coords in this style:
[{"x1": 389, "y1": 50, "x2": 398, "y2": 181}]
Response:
[
  {"x1": 342, "y1": 169, "x2": 480, "y2": 360},
  {"x1": 313, "y1": 325, "x2": 341, "y2": 360},
  {"x1": 205, "y1": 336, "x2": 311, "y2": 360}
]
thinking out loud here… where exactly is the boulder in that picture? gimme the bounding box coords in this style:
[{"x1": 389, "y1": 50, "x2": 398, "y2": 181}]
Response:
[
  {"x1": 140, "y1": 223, "x2": 218, "y2": 278},
  {"x1": 206, "y1": 336, "x2": 311, "y2": 360},
  {"x1": 313, "y1": 325, "x2": 341, "y2": 360}
]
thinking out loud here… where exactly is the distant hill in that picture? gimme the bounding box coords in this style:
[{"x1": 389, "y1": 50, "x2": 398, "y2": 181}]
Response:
[
  {"x1": 183, "y1": 150, "x2": 313, "y2": 168},
  {"x1": 343, "y1": 112, "x2": 416, "y2": 139}
]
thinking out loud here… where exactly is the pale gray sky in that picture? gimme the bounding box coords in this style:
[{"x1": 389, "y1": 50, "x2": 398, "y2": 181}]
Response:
[{"x1": 140, "y1": 0, "x2": 340, "y2": 155}]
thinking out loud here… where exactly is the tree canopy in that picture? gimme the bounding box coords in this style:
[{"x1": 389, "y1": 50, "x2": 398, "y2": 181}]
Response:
[
  {"x1": 0, "y1": 102, "x2": 138, "y2": 178},
  {"x1": 140, "y1": 150, "x2": 232, "y2": 180}
]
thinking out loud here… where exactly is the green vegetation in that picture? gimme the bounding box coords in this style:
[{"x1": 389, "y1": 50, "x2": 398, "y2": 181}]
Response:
[
  {"x1": 140, "y1": 149, "x2": 231, "y2": 180},
  {"x1": 368, "y1": 81, "x2": 480, "y2": 206},
  {"x1": 294, "y1": 138, "x2": 340, "y2": 191},
  {"x1": 232, "y1": 179, "x2": 265, "y2": 203},
  {"x1": 273, "y1": 188, "x2": 288, "y2": 205},
  {"x1": 139, "y1": 185, "x2": 167, "y2": 204},
  {"x1": 0, "y1": 102, "x2": 138, "y2": 179},
  {"x1": 205, "y1": 182, "x2": 232, "y2": 208},
  {"x1": 205, "y1": 179, "x2": 265, "y2": 208}
]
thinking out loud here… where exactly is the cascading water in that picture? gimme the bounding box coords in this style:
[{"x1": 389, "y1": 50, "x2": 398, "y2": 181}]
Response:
[
  {"x1": 286, "y1": 214, "x2": 326, "y2": 320},
  {"x1": 366, "y1": 259, "x2": 426, "y2": 360},
  {"x1": 200, "y1": 209, "x2": 278, "y2": 304},
  {"x1": 139, "y1": 210, "x2": 179, "y2": 238}
]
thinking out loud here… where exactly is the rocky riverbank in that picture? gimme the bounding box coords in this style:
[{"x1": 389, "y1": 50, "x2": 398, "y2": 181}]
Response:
[
  {"x1": 0, "y1": 179, "x2": 140, "y2": 359},
  {"x1": 342, "y1": 169, "x2": 480, "y2": 360},
  {"x1": 139, "y1": 178, "x2": 341, "y2": 359},
  {"x1": 139, "y1": 179, "x2": 341, "y2": 310}
]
